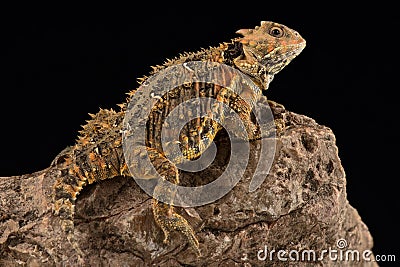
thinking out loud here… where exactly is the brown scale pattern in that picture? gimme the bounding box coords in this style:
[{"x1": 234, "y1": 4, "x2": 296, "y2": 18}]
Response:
[{"x1": 51, "y1": 21, "x2": 306, "y2": 259}]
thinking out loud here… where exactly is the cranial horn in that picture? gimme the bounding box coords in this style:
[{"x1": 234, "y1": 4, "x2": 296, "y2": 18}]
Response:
[{"x1": 236, "y1": 29, "x2": 253, "y2": 36}]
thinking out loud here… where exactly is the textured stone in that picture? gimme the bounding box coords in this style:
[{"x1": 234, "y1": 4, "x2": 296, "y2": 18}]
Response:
[{"x1": 0, "y1": 106, "x2": 376, "y2": 266}]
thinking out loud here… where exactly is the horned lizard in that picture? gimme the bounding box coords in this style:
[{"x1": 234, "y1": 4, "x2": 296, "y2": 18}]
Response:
[{"x1": 50, "y1": 21, "x2": 306, "y2": 259}]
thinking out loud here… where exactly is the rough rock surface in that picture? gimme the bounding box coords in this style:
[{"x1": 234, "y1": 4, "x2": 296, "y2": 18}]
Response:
[{"x1": 0, "y1": 105, "x2": 377, "y2": 266}]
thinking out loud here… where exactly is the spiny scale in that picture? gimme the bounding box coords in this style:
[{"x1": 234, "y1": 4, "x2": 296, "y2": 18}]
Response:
[{"x1": 50, "y1": 21, "x2": 305, "y2": 260}]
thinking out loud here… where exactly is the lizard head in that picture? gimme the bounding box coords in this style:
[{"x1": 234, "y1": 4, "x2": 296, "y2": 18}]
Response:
[{"x1": 224, "y1": 21, "x2": 306, "y2": 90}]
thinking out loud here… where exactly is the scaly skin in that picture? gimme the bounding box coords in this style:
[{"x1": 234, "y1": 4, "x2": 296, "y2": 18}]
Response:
[{"x1": 51, "y1": 21, "x2": 306, "y2": 258}]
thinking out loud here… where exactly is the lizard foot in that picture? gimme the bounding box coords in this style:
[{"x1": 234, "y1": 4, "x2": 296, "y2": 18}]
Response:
[
  {"x1": 267, "y1": 99, "x2": 286, "y2": 136},
  {"x1": 152, "y1": 200, "x2": 201, "y2": 256}
]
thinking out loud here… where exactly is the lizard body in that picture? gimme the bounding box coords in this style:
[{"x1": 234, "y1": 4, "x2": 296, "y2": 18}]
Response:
[{"x1": 51, "y1": 21, "x2": 306, "y2": 258}]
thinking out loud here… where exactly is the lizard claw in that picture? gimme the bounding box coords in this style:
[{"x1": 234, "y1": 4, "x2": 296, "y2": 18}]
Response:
[
  {"x1": 162, "y1": 233, "x2": 170, "y2": 245},
  {"x1": 153, "y1": 200, "x2": 201, "y2": 256}
]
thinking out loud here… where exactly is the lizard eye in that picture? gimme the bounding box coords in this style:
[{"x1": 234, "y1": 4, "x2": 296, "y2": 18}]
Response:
[{"x1": 269, "y1": 26, "x2": 284, "y2": 38}]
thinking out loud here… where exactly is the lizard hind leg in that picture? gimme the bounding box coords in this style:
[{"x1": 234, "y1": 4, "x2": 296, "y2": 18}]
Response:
[
  {"x1": 152, "y1": 200, "x2": 200, "y2": 256},
  {"x1": 141, "y1": 147, "x2": 201, "y2": 256}
]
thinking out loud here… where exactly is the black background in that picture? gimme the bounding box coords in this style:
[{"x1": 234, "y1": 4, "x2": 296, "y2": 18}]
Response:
[{"x1": 1, "y1": 4, "x2": 398, "y2": 264}]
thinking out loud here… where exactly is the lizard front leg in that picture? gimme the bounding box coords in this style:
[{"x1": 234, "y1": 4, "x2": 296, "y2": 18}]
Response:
[
  {"x1": 251, "y1": 97, "x2": 287, "y2": 139},
  {"x1": 265, "y1": 98, "x2": 286, "y2": 135},
  {"x1": 226, "y1": 94, "x2": 287, "y2": 141}
]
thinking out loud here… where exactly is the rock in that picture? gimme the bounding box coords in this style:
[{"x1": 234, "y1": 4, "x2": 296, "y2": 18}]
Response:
[{"x1": 0, "y1": 103, "x2": 377, "y2": 266}]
